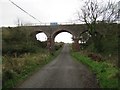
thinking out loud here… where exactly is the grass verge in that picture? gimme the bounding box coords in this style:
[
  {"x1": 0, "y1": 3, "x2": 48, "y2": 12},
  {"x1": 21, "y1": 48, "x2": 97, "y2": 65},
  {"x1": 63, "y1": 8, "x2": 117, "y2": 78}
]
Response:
[
  {"x1": 2, "y1": 48, "x2": 61, "y2": 89},
  {"x1": 71, "y1": 52, "x2": 119, "y2": 88}
]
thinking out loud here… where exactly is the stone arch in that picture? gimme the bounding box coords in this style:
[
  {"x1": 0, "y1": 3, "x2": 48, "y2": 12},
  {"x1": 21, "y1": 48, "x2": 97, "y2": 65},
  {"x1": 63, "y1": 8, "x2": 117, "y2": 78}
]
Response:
[
  {"x1": 31, "y1": 29, "x2": 48, "y2": 37},
  {"x1": 46, "y1": 29, "x2": 80, "y2": 51},
  {"x1": 52, "y1": 29, "x2": 74, "y2": 40},
  {"x1": 79, "y1": 30, "x2": 91, "y2": 43},
  {"x1": 46, "y1": 29, "x2": 74, "y2": 51},
  {"x1": 79, "y1": 30, "x2": 89, "y2": 36},
  {"x1": 30, "y1": 30, "x2": 48, "y2": 40}
]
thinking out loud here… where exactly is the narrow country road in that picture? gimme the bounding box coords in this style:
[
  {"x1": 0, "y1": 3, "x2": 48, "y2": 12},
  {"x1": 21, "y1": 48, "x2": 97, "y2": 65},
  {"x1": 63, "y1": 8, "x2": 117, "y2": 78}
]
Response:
[{"x1": 18, "y1": 44, "x2": 99, "y2": 88}]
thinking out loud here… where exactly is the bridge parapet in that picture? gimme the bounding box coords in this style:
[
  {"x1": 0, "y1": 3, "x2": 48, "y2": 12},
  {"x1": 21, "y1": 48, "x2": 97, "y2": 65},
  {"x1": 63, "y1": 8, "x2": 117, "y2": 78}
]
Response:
[{"x1": 24, "y1": 22, "x2": 83, "y2": 26}]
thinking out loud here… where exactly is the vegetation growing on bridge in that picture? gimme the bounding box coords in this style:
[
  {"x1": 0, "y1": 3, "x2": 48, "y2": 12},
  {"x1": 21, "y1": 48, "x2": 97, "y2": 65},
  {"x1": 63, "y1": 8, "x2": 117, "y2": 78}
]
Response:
[
  {"x1": 2, "y1": 27, "x2": 46, "y2": 56},
  {"x1": 2, "y1": 27, "x2": 63, "y2": 88},
  {"x1": 79, "y1": 23, "x2": 118, "y2": 66},
  {"x1": 78, "y1": 0, "x2": 118, "y2": 53}
]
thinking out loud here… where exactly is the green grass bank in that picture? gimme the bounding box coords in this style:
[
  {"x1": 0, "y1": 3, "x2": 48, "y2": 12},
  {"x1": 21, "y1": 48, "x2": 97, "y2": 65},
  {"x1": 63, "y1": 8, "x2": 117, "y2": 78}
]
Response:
[
  {"x1": 71, "y1": 51, "x2": 119, "y2": 88},
  {"x1": 2, "y1": 48, "x2": 62, "y2": 89}
]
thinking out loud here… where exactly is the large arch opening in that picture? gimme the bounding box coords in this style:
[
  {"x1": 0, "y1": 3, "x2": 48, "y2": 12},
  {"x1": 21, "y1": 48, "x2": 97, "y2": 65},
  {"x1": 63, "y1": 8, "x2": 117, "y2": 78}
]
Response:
[
  {"x1": 51, "y1": 30, "x2": 73, "y2": 51},
  {"x1": 53, "y1": 30, "x2": 73, "y2": 44},
  {"x1": 55, "y1": 32, "x2": 73, "y2": 43}
]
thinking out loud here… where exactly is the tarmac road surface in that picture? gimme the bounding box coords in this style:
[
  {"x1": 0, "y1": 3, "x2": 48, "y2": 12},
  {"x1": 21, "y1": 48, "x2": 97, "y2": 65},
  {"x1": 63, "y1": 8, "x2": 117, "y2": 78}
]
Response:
[{"x1": 18, "y1": 44, "x2": 99, "y2": 88}]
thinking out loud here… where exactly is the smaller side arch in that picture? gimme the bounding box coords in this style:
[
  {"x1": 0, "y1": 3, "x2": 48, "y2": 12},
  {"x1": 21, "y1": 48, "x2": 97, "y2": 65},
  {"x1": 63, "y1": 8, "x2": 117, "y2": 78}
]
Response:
[
  {"x1": 29, "y1": 30, "x2": 48, "y2": 43},
  {"x1": 31, "y1": 29, "x2": 49, "y2": 37}
]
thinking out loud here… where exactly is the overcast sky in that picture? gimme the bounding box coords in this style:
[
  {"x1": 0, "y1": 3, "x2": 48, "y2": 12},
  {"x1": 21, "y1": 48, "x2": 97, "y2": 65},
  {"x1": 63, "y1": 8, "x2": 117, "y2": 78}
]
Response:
[
  {"x1": 1, "y1": 0, "x2": 119, "y2": 26},
  {"x1": 0, "y1": 0, "x2": 83, "y2": 27},
  {"x1": 1, "y1": 0, "x2": 119, "y2": 43}
]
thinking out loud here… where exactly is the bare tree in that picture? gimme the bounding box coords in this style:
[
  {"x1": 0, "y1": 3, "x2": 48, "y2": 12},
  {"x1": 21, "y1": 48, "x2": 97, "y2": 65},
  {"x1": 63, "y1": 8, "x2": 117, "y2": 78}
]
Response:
[
  {"x1": 78, "y1": 0, "x2": 118, "y2": 32},
  {"x1": 78, "y1": 0, "x2": 103, "y2": 33},
  {"x1": 101, "y1": 0, "x2": 118, "y2": 23},
  {"x1": 78, "y1": 0, "x2": 118, "y2": 52}
]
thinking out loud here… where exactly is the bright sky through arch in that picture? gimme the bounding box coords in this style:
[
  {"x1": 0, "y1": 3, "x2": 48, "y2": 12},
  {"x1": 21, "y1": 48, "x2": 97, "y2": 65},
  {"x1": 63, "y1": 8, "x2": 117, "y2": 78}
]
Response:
[
  {"x1": 36, "y1": 33, "x2": 47, "y2": 42},
  {"x1": 55, "y1": 32, "x2": 73, "y2": 43}
]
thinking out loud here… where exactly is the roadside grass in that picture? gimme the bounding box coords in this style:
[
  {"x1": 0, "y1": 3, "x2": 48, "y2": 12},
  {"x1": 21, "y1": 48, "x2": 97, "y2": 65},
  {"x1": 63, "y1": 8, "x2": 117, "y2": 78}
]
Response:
[
  {"x1": 2, "y1": 48, "x2": 61, "y2": 89},
  {"x1": 71, "y1": 52, "x2": 119, "y2": 88}
]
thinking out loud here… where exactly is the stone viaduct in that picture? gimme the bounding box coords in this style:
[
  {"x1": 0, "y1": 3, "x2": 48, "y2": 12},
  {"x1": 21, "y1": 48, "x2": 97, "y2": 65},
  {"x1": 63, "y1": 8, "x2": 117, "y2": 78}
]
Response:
[
  {"x1": 26, "y1": 24, "x2": 87, "y2": 51},
  {"x1": 3, "y1": 23, "x2": 118, "y2": 51}
]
